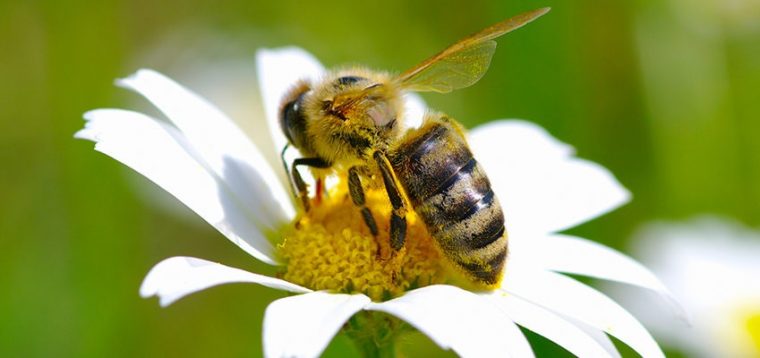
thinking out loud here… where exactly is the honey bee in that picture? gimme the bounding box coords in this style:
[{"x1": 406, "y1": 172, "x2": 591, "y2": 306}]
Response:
[{"x1": 279, "y1": 8, "x2": 550, "y2": 285}]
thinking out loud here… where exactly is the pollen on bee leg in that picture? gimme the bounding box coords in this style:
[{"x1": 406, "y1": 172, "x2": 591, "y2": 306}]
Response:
[
  {"x1": 315, "y1": 178, "x2": 324, "y2": 205},
  {"x1": 278, "y1": 180, "x2": 448, "y2": 301}
]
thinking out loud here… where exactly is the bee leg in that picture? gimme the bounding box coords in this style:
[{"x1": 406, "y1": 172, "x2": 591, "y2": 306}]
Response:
[
  {"x1": 348, "y1": 167, "x2": 378, "y2": 236},
  {"x1": 291, "y1": 157, "x2": 331, "y2": 211},
  {"x1": 373, "y1": 152, "x2": 407, "y2": 251},
  {"x1": 280, "y1": 144, "x2": 297, "y2": 201},
  {"x1": 315, "y1": 178, "x2": 324, "y2": 205},
  {"x1": 291, "y1": 164, "x2": 311, "y2": 212}
]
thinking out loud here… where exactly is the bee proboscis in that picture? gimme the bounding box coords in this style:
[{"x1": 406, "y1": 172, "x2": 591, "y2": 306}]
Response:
[{"x1": 279, "y1": 8, "x2": 550, "y2": 285}]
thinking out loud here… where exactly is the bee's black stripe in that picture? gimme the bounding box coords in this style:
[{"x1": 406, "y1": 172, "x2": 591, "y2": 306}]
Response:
[
  {"x1": 417, "y1": 159, "x2": 487, "y2": 226},
  {"x1": 437, "y1": 157, "x2": 478, "y2": 197},
  {"x1": 456, "y1": 245, "x2": 508, "y2": 285},
  {"x1": 408, "y1": 125, "x2": 448, "y2": 165},
  {"x1": 458, "y1": 188, "x2": 495, "y2": 222},
  {"x1": 434, "y1": 193, "x2": 504, "y2": 250},
  {"x1": 390, "y1": 117, "x2": 508, "y2": 285},
  {"x1": 404, "y1": 125, "x2": 447, "y2": 161},
  {"x1": 391, "y1": 124, "x2": 472, "y2": 204},
  {"x1": 474, "y1": 223, "x2": 506, "y2": 251}
]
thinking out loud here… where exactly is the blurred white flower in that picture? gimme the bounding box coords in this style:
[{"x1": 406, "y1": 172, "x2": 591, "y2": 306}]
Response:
[
  {"x1": 77, "y1": 47, "x2": 676, "y2": 357},
  {"x1": 613, "y1": 217, "x2": 760, "y2": 357}
]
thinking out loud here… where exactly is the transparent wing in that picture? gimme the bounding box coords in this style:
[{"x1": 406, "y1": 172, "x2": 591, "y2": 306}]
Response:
[
  {"x1": 397, "y1": 7, "x2": 550, "y2": 93},
  {"x1": 400, "y1": 40, "x2": 497, "y2": 93}
]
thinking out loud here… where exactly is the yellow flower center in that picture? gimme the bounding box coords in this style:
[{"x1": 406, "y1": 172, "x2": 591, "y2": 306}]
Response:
[
  {"x1": 745, "y1": 309, "x2": 760, "y2": 354},
  {"x1": 723, "y1": 300, "x2": 760, "y2": 356},
  {"x1": 278, "y1": 180, "x2": 458, "y2": 301}
]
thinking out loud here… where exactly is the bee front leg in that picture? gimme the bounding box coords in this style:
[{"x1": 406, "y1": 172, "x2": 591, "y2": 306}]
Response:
[
  {"x1": 348, "y1": 167, "x2": 378, "y2": 236},
  {"x1": 373, "y1": 151, "x2": 407, "y2": 251},
  {"x1": 290, "y1": 157, "x2": 331, "y2": 212}
]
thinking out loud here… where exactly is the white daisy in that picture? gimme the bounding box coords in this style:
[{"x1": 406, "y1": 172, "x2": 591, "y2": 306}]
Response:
[
  {"x1": 77, "y1": 47, "x2": 677, "y2": 357},
  {"x1": 612, "y1": 217, "x2": 760, "y2": 357}
]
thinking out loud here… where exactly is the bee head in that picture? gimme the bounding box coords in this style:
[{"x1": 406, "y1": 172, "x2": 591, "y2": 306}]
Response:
[{"x1": 282, "y1": 71, "x2": 403, "y2": 163}]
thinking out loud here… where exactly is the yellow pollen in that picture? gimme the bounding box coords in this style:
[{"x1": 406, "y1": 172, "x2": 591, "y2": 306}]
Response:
[{"x1": 278, "y1": 180, "x2": 449, "y2": 301}]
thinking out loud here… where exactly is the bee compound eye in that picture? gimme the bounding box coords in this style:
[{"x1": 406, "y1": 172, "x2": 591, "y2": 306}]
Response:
[{"x1": 280, "y1": 93, "x2": 308, "y2": 146}]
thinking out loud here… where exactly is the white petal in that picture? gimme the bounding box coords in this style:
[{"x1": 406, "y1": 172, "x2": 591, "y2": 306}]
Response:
[
  {"x1": 263, "y1": 292, "x2": 369, "y2": 358},
  {"x1": 140, "y1": 257, "x2": 310, "y2": 307},
  {"x1": 368, "y1": 285, "x2": 533, "y2": 358},
  {"x1": 510, "y1": 233, "x2": 685, "y2": 319},
  {"x1": 564, "y1": 318, "x2": 622, "y2": 358},
  {"x1": 511, "y1": 234, "x2": 662, "y2": 289},
  {"x1": 77, "y1": 109, "x2": 278, "y2": 264},
  {"x1": 256, "y1": 47, "x2": 325, "y2": 159},
  {"x1": 502, "y1": 265, "x2": 664, "y2": 358},
  {"x1": 403, "y1": 92, "x2": 427, "y2": 130},
  {"x1": 117, "y1": 69, "x2": 295, "y2": 232},
  {"x1": 469, "y1": 120, "x2": 630, "y2": 235},
  {"x1": 485, "y1": 291, "x2": 613, "y2": 358},
  {"x1": 607, "y1": 217, "x2": 760, "y2": 357}
]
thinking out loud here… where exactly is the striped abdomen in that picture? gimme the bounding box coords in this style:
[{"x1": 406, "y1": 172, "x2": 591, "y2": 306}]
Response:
[{"x1": 389, "y1": 116, "x2": 507, "y2": 285}]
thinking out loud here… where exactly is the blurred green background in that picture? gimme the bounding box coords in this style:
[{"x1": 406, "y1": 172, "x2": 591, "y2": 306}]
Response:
[{"x1": 1, "y1": 0, "x2": 759, "y2": 356}]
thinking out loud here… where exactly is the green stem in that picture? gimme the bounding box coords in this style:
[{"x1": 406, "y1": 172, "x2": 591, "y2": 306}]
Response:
[
  {"x1": 345, "y1": 311, "x2": 405, "y2": 358},
  {"x1": 354, "y1": 337, "x2": 396, "y2": 358}
]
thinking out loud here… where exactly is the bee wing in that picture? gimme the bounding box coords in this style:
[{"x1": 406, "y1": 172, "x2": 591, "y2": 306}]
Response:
[
  {"x1": 396, "y1": 7, "x2": 550, "y2": 93},
  {"x1": 397, "y1": 41, "x2": 498, "y2": 94}
]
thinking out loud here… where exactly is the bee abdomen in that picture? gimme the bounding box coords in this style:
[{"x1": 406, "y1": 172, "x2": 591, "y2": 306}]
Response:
[
  {"x1": 422, "y1": 161, "x2": 507, "y2": 285},
  {"x1": 390, "y1": 117, "x2": 507, "y2": 284}
]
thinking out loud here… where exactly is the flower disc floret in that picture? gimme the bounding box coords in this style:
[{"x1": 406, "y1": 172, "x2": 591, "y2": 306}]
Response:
[{"x1": 279, "y1": 181, "x2": 448, "y2": 301}]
